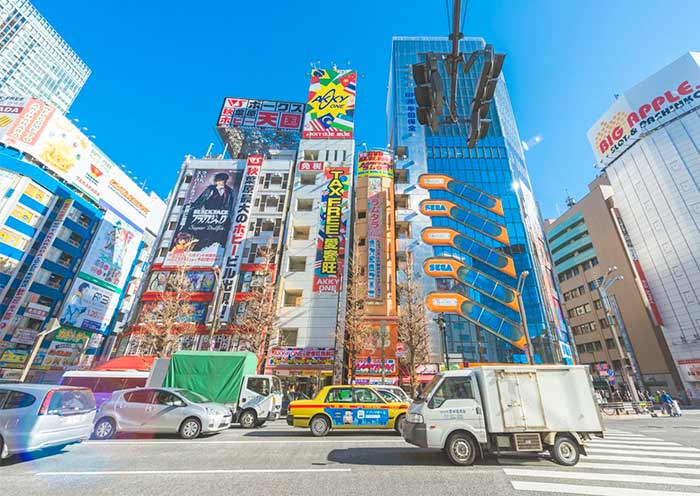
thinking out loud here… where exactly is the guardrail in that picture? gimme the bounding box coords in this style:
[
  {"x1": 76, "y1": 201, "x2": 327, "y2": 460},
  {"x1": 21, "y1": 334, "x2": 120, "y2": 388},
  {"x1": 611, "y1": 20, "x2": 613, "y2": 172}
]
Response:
[{"x1": 599, "y1": 401, "x2": 652, "y2": 415}]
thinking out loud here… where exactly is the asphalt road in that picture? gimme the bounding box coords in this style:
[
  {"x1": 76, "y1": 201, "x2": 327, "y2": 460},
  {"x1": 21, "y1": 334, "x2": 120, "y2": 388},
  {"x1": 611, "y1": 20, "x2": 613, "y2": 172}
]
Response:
[{"x1": 2, "y1": 411, "x2": 700, "y2": 496}]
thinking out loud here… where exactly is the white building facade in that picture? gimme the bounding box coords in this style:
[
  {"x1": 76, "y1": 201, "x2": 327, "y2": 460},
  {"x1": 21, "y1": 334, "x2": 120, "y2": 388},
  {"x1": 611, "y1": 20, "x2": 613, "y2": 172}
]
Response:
[{"x1": 588, "y1": 52, "x2": 700, "y2": 403}]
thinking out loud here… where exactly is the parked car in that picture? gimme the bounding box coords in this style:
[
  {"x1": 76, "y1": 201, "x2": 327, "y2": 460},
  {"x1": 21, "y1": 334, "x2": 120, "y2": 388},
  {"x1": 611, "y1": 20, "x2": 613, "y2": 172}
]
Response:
[
  {"x1": 375, "y1": 386, "x2": 411, "y2": 403},
  {"x1": 0, "y1": 384, "x2": 96, "y2": 459},
  {"x1": 287, "y1": 385, "x2": 409, "y2": 437},
  {"x1": 60, "y1": 370, "x2": 149, "y2": 408},
  {"x1": 93, "y1": 387, "x2": 232, "y2": 440}
]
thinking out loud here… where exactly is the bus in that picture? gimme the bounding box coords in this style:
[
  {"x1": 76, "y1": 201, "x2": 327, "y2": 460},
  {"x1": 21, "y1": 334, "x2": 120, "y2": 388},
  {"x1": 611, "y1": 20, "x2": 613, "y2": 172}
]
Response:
[{"x1": 59, "y1": 370, "x2": 149, "y2": 407}]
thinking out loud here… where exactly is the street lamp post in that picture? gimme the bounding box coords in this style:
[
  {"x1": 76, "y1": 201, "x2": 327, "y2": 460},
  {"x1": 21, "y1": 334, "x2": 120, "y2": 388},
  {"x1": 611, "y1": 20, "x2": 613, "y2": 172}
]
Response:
[
  {"x1": 208, "y1": 266, "x2": 224, "y2": 351},
  {"x1": 516, "y1": 271, "x2": 534, "y2": 365},
  {"x1": 598, "y1": 267, "x2": 640, "y2": 402},
  {"x1": 19, "y1": 318, "x2": 61, "y2": 382},
  {"x1": 434, "y1": 314, "x2": 449, "y2": 370}
]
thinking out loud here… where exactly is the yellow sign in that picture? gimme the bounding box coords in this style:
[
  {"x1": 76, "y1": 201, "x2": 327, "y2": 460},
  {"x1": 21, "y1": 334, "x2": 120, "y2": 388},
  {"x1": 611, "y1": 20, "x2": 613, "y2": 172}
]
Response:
[
  {"x1": 0, "y1": 228, "x2": 28, "y2": 250},
  {"x1": 10, "y1": 204, "x2": 36, "y2": 226},
  {"x1": 24, "y1": 183, "x2": 50, "y2": 205}
]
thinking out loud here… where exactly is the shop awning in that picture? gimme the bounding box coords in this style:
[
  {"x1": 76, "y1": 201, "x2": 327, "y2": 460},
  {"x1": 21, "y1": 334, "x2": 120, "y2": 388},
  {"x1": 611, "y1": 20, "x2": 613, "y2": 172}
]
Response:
[{"x1": 400, "y1": 374, "x2": 435, "y2": 385}]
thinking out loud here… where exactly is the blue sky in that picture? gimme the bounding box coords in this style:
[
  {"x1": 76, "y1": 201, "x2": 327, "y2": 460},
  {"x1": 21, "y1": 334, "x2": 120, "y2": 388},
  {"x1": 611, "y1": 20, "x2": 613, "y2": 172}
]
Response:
[{"x1": 35, "y1": 0, "x2": 698, "y2": 218}]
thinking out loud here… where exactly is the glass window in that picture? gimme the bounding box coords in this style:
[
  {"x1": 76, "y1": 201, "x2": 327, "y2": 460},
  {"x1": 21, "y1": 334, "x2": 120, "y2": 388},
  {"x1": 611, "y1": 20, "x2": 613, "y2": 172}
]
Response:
[
  {"x1": 354, "y1": 388, "x2": 384, "y2": 404},
  {"x1": 377, "y1": 389, "x2": 401, "y2": 402},
  {"x1": 176, "y1": 390, "x2": 211, "y2": 403},
  {"x1": 1, "y1": 390, "x2": 36, "y2": 409},
  {"x1": 429, "y1": 377, "x2": 474, "y2": 409},
  {"x1": 152, "y1": 390, "x2": 185, "y2": 407},
  {"x1": 48, "y1": 389, "x2": 95, "y2": 414},
  {"x1": 124, "y1": 389, "x2": 153, "y2": 404},
  {"x1": 123, "y1": 378, "x2": 147, "y2": 389},
  {"x1": 0, "y1": 390, "x2": 9, "y2": 408},
  {"x1": 246, "y1": 378, "x2": 270, "y2": 396},
  {"x1": 325, "y1": 387, "x2": 353, "y2": 403}
]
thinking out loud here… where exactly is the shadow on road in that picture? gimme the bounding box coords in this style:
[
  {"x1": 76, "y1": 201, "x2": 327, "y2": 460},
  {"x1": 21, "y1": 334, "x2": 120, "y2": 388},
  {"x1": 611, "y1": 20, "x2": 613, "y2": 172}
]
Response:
[
  {"x1": 244, "y1": 430, "x2": 401, "y2": 438},
  {"x1": 327, "y1": 447, "x2": 452, "y2": 466},
  {"x1": 0, "y1": 445, "x2": 67, "y2": 467}
]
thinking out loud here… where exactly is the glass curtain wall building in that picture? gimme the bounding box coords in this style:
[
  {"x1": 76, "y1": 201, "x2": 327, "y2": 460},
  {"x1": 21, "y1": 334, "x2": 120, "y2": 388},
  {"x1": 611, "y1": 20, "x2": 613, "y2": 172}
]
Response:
[{"x1": 388, "y1": 37, "x2": 572, "y2": 365}]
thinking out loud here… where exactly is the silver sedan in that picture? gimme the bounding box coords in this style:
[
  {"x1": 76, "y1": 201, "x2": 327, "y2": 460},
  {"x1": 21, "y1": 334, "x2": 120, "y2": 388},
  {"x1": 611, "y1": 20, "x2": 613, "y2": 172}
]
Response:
[{"x1": 93, "y1": 387, "x2": 232, "y2": 440}]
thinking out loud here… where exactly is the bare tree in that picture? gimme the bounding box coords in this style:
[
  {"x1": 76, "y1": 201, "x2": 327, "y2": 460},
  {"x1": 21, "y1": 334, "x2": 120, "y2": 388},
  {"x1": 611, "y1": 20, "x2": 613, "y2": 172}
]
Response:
[
  {"x1": 397, "y1": 264, "x2": 431, "y2": 397},
  {"x1": 134, "y1": 262, "x2": 198, "y2": 358},
  {"x1": 343, "y1": 255, "x2": 373, "y2": 384},
  {"x1": 232, "y1": 244, "x2": 279, "y2": 372}
]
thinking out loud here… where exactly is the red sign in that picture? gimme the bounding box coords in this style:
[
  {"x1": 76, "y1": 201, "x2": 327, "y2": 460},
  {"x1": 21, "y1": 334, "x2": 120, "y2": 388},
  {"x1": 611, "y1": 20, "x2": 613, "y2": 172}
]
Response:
[{"x1": 298, "y1": 161, "x2": 324, "y2": 172}]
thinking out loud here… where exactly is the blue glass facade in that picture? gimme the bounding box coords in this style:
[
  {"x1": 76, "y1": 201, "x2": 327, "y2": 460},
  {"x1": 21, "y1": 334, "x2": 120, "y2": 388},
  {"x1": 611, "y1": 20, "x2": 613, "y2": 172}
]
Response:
[{"x1": 389, "y1": 37, "x2": 572, "y2": 364}]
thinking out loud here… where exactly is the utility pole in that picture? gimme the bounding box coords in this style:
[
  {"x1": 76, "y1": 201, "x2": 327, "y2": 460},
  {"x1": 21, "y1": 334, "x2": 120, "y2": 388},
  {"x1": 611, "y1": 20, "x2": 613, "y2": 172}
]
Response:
[
  {"x1": 379, "y1": 320, "x2": 387, "y2": 385},
  {"x1": 435, "y1": 314, "x2": 449, "y2": 370},
  {"x1": 20, "y1": 318, "x2": 61, "y2": 382},
  {"x1": 208, "y1": 266, "x2": 223, "y2": 350}
]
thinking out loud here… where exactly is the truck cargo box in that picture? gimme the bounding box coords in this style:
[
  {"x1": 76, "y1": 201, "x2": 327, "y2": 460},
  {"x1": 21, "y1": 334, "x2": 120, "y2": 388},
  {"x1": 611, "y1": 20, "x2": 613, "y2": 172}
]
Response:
[{"x1": 474, "y1": 365, "x2": 603, "y2": 433}]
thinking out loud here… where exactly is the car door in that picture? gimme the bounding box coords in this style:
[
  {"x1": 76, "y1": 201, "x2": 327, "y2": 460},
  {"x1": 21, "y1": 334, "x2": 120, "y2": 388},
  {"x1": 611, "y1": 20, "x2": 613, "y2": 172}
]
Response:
[
  {"x1": 322, "y1": 387, "x2": 356, "y2": 428},
  {"x1": 240, "y1": 376, "x2": 271, "y2": 415},
  {"x1": 0, "y1": 389, "x2": 38, "y2": 452},
  {"x1": 117, "y1": 389, "x2": 154, "y2": 431},
  {"x1": 145, "y1": 390, "x2": 187, "y2": 433},
  {"x1": 428, "y1": 375, "x2": 485, "y2": 443},
  {"x1": 353, "y1": 387, "x2": 391, "y2": 429}
]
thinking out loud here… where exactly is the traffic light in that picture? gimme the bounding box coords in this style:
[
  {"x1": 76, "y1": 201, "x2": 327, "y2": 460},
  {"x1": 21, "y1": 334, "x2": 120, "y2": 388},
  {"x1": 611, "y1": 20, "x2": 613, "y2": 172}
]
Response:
[
  {"x1": 467, "y1": 45, "x2": 505, "y2": 148},
  {"x1": 412, "y1": 54, "x2": 444, "y2": 132}
]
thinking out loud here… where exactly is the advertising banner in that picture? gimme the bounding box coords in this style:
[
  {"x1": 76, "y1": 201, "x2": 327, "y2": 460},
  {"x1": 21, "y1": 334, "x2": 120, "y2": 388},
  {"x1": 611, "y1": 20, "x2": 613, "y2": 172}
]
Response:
[
  {"x1": 303, "y1": 69, "x2": 356, "y2": 139},
  {"x1": 59, "y1": 277, "x2": 120, "y2": 334},
  {"x1": 357, "y1": 150, "x2": 393, "y2": 178},
  {"x1": 24, "y1": 302, "x2": 51, "y2": 321},
  {"x1": 267, "y1": 347, "x2": 335, "y2": 368},
  {"x1": 218, "y1": 156, "x2": 262, "y2": 321},
  {"x1": 146, "y1": 270, "x2": 216, "y2": 293},
  {"x1": 312, "y1": 167, "x2": 350, "y2": 293},
  {"x1": 0, "y1": 199, "x2": 72, "y2": 339},
  {"x1": 140, "y1": 301, "x2": 208, "y2": 324},
  {"x1": 101, "y1": 163, "x2": 151, "y2": 231},
  {"x1": 217, "y1": 98, "x2": 304, "y2": 130},
  {"x1": 588, "y1": 52, "x2": 700, "y2": 166},
  {"x1": 164, "y1": 167, "x2": 244, "y2": 268},
  {"x1": 0, "y1": 96, "x2": 29, "y2": 141},
  {"x1": 10, "y1": 328, "x2": 38, "y2": 345},
  {"x1": 2, "y1": 98, "x2": 55, "y2": 150},
  {"x1": 81, "y1": 211, "x2": 141, "y2": 293},
  {"x1": 41, "y1": 327, "x2": 91, "y2": 369},
  {"x1": 298, "y1": 161, "x2": 324, "y2": 172},
  {"x1": 367, "y1": 177, "x2": 382, "y2": 300},
  {"x1": 677, "y1": 358, "x2": 700, "y2": 383}
]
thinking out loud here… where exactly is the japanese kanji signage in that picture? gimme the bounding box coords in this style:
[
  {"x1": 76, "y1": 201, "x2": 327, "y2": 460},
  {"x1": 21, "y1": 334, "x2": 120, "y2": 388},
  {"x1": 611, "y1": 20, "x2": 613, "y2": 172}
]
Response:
[
  {"x1": 218, "y1": 155, "x2": 262, "y2": 321},
  {"x1": 313, "y1": 168, "x2": 350, "y2": 293},
  {"x1": 216, "y1": 98, "x2": 304, "y2": 130}
]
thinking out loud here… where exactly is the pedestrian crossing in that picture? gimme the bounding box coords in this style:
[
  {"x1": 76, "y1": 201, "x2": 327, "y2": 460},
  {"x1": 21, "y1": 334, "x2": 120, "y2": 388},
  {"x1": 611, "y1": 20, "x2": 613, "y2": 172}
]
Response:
[{"x1": 505, "y1": 429, "x2": 700, "y2": 495}]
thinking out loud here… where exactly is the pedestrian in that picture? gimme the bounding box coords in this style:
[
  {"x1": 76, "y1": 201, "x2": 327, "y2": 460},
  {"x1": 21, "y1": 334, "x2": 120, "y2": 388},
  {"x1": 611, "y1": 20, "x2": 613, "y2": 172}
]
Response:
[{"x1": 661, "y1": 390, "x2": 674, "y2": 415}]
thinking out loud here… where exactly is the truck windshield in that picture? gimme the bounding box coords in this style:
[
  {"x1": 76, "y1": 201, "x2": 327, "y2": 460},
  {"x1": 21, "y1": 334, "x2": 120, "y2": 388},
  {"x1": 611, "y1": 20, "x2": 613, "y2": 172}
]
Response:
[{"x1": 417, "y1": 375, "x2": 443, "y2": 402}]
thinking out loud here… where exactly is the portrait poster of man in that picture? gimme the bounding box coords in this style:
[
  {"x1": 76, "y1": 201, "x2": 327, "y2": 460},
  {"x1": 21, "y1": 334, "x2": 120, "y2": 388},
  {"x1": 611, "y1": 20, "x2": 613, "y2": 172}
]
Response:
[{"x1": 164, "y1": 169, "x2": 243, "y2": 267}]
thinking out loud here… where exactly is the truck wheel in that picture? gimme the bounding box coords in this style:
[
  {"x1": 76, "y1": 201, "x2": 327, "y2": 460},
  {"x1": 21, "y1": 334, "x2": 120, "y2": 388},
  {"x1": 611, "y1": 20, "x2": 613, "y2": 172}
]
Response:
[
  {"x1": 394, "y1": 414, "x2": 406, "y2": 435},
  {"x1": 179, "y1": 417, "x2": 202, "y2": 439},
  {"x1": 93, "y1": 417, "x2": 116, "y2": 440},
  {"x1": 240, "y1": 410, "x2": 257, "y2": 429},
  {"x1": 550, "y1": 435, "x2": 580, "y2": 466},
  {"x1": 445, "y1": 432, "x2": 477, "y2": 466},
  {"x1": 310, "y1": 415, "x2": 331, "y2": 437}
]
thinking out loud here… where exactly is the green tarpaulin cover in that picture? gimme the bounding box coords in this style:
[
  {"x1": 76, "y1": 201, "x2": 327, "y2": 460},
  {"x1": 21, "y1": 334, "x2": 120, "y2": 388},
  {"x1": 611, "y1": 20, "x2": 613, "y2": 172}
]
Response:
[{"x1": 163, "y1": 351, "x2": 258, "y2": 404}]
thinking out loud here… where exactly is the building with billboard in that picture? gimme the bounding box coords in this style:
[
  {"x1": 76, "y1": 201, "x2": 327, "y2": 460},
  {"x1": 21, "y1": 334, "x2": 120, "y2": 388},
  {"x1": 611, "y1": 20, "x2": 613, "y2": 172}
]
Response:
[
  {"x1": 545, "y1": 175, "x2": 682, "y2": 398},
  {"x1": 0, "y1": 97, "x2": 161, "y2": 381},
  {"x1": 351, "y1": 150, "x2": 399, "y2": 385},
  {"x1": 587, "y1": 52, "x2": 700, "y2": 403},
  {"x1": 271, "y1": 69, "x2": 356, "y2": 390},
  {"x1": 388, "y1": 37, "x2": 572, "y2": 366},
  {"x1": 0, "y1": 1, "x2": 90, "y2": 113}
]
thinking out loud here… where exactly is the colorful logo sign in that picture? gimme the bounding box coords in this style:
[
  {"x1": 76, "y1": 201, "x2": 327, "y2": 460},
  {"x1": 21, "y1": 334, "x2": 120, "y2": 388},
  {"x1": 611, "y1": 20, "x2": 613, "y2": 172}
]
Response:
[
  {"x1": 298, "y1": 160, "x2": 324, "y2": 172},
  {"x1": 303, "y1": 69, "x2": 356, "y2": 139},
  {"x1": 313, "y1": 168, "x2": 350, "y2": 293},
  {"x1": 217, "y1": 98, "x2": 305, "y2": 130},
  {"x1": 357, "y1": 151, "x2": 393, "y2": 178},
  {"x1": 267, "y1": 347, "x2": 335, "y2": 368},
  {"x1": 418, "y1": 174, "x2": 504, "y2": 216}
]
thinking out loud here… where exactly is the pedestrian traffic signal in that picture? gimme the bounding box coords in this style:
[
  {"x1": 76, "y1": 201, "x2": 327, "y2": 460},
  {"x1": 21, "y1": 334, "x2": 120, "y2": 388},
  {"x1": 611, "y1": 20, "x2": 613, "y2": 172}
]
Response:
[
  {"x1": 413, "y1": 54, "x2": 444, "y2": 132},
  {"x1": 468, "y1": 45, "x2": 505, "y2": 148}
]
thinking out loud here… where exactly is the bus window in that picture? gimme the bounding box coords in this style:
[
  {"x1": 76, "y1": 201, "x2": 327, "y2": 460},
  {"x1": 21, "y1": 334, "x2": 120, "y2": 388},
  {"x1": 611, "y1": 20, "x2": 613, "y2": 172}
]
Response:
[
  {"x1": 123, "y1": 377, "x2": 147, "y2": 389},
  {"x1": 62, "y1": 377, "x2": 99, "y2": 389}
]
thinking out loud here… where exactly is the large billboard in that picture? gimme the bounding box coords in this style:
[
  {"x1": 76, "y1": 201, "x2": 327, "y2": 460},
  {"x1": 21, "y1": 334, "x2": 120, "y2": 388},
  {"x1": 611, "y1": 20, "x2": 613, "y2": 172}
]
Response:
[
  {"x1": 588, "y1": 52, "x2": 700, "y2": 166},
  {"x1": 164, "y1": 167, "x2": 244, "y2": 268},
  {"x1": 313, "y1": 167, "x2": 350, "y2": 293},
  {"x1": 0, "y1": 96, "x2": 28, "y2": 141},
  {"x1": 217, "y1": 98, "x2": 304, "y2": 130},
  {"x1": 59, "y1": 277, "x2": 120, "y2": 334},
  {"x1": 303, "y1": 69, "x2": 356, "y2": 139}
]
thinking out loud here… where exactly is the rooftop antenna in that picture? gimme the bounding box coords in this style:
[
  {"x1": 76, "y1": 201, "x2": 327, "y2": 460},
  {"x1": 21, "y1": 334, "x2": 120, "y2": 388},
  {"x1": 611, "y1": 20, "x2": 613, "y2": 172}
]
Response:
[
  {"x1": 205, "y1": 142, "x2": 214, "y2": 157},
  {"x1": 219, "y1": 142, "x2": 229, "y2": 159},
  {"x1": 565, "y1": 189, "x2": 576, "y2": 208}
]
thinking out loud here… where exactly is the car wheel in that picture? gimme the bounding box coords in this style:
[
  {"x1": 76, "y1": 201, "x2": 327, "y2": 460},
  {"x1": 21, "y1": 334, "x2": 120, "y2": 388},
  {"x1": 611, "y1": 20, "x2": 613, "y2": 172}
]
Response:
[
  {"x1": 93, "y1": 417, "x2": 116, "y2": 440},
  {"x1": 310, "y1": 415, "x2": 331, "y2": 437},
  {"x1": 179, "y1": 417, "x2": 202, "y2": 439},
  {"x1": 394, "y1": 414, "x2": 406, "y2": 435},
  {"x1": 239, "y1": 410, "x2": 257, "y2": 429},
  {"x1": 445, "y1": 432, "x2": 477, "y2": 466},
  {"x1": 550, "y1": 435, "x2": 580, "y2": 466}
]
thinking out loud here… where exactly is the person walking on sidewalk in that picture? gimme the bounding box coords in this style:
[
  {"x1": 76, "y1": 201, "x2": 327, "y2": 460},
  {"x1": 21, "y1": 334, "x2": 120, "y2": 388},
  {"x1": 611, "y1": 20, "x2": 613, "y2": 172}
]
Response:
[{"x1": 661, "y1": 391, "x2": 674, "y2": 415}]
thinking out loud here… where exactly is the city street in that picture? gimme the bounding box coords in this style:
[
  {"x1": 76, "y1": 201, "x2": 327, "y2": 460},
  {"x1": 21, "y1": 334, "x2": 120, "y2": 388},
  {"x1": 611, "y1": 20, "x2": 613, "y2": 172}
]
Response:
[{"x1": 2, "y1": 412, "x2": 700, "y2": 496}]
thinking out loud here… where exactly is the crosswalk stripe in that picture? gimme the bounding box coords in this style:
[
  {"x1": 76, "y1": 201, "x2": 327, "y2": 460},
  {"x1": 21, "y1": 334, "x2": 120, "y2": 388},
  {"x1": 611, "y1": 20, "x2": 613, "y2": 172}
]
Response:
[
  {"x1": 604, "y1": 435, "x2": 662, "y2": 441},
  {"x1": 587, "y1": 454, "x2": 700, "y2": 465},
  {"x1": 511, "y1": 480, "x2": 700, "y2": 496},
  {"x1": 504, "y1": 468, "x2": 700, "y2": 487},
  {"x1": 577, "y1": 462, "x2": 700, "y2": 476},
  {"x1": 588, "y1": 448, "x2": 700, "y2": 458},
  {"x1": 588, "y1": 439, "x2": 680, "y2": 446},
  {"x1": 587, "y1": 443, "x2": 699, "y2": 452}
]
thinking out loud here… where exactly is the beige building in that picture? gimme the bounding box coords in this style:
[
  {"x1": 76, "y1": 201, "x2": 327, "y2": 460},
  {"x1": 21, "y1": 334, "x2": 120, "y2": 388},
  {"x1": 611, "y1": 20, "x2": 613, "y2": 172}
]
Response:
[{"x1": 544, "y1": 175, "x2": 681, "y2": 398}]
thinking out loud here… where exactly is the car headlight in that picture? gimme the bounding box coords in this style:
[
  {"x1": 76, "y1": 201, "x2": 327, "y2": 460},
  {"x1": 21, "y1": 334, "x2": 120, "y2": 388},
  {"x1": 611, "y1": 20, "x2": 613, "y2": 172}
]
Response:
[
  {"x1": 205, "y1": 407, "x2": 218, "y2": 415},
  {"x1": 407, "y1": 413, "x2": 424, "y2": 424}
]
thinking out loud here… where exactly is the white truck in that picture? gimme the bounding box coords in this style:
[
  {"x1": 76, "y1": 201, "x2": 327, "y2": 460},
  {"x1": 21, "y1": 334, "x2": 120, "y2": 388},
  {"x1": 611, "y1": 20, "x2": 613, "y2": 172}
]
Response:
[{"x1": 403, "y1": 365, "x2": 604, "y2": 466}]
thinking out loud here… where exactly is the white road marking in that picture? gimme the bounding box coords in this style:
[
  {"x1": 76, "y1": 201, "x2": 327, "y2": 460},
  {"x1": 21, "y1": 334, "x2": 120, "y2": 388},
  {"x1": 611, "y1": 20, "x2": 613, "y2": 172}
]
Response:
[
  {"x1": 603, "y1": 432, "x2": 646, "y2": 437},
  {"x1": 511, "y1": 480, "x2": 700, "y2": 496},
  {"x1": 588, "y1": 439, "x2": 680, "y2": 446},
  {"x1": 37, "y1": 468, "x2": 352, "y2": 476},
  {"x1": 588, "y1": 447, "x2": 700, "y2": 458},
  {"x1": 587, "y1": 454, "x2": 700, "y2": 465},
  {"x1": 577, "y1": 462, "x2": 700, "y2": 476},
  {"x1": 86, "y1": 439, "x2": 407, "y2": 446},
  {"x1": 603, "y1": 435, "x2": 661, "y2": 441},
  {"x1": 587, "y1": 443, "x2": 699, "y2": 452},
  {"x1": 504, "y1": 468, "x2": 700, "y2": 487}
]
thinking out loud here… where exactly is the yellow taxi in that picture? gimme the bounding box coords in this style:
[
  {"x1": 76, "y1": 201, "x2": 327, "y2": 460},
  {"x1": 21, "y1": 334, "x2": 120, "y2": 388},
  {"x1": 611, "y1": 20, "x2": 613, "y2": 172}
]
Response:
[{"x1": 286, "y1": 385, "x2": 409, "y2": 437}]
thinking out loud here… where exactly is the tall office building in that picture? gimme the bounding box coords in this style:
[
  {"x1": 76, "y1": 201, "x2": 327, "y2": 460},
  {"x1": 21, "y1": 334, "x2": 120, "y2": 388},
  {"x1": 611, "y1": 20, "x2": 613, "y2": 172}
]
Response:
[
  {"x1": 0, "y1": 0, "x2": 90, "y2": 113},
  {"x1": 388, "y1": 37, "x2": 572, "y2": 365},
  {"x1": 545, "y1": 175, "x2": 681, "y2": 398},
  {"x1": 587, "y1": 52, "x2": 700, "y2": 403}
]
